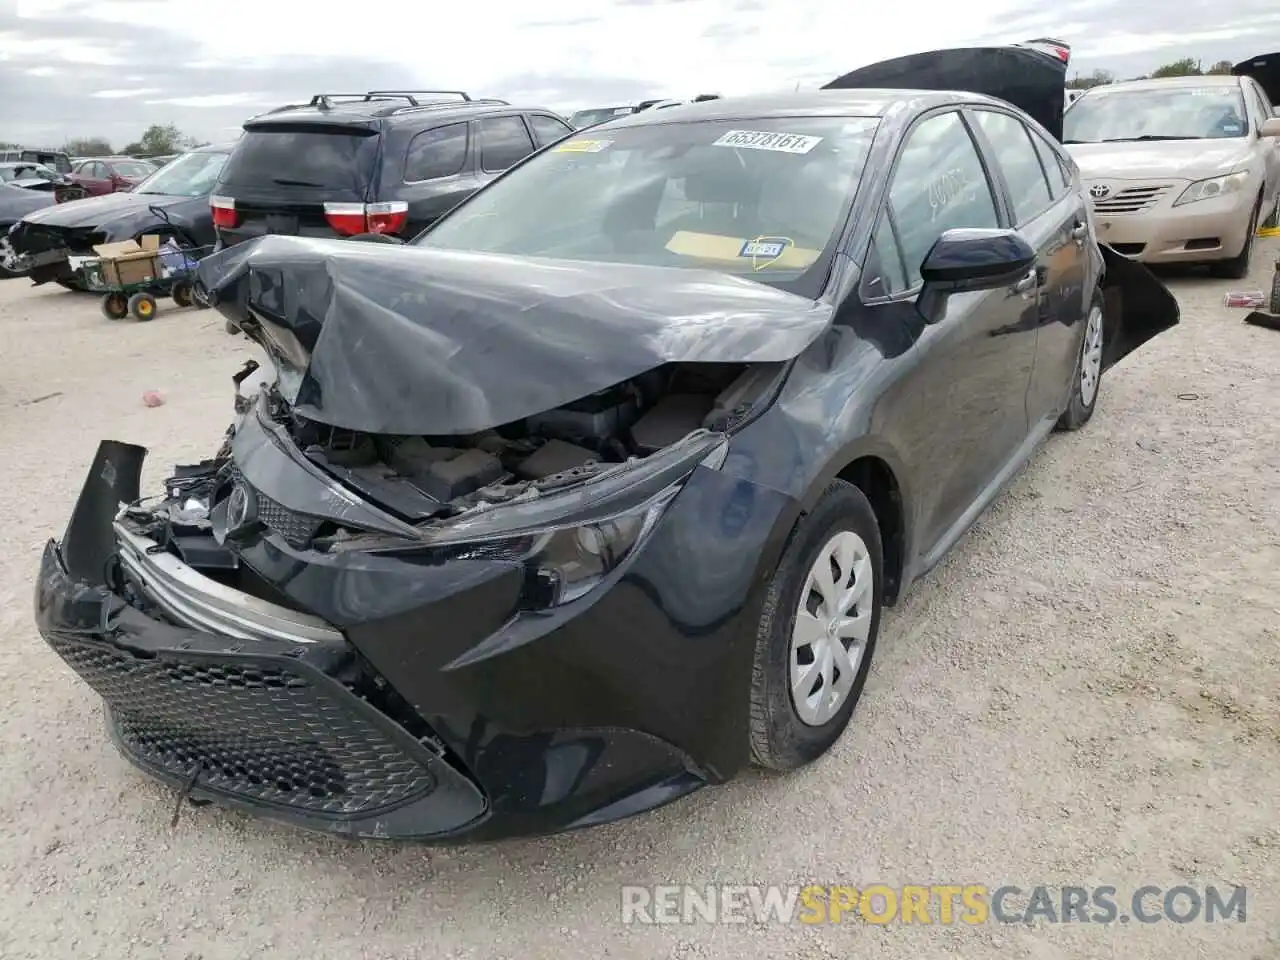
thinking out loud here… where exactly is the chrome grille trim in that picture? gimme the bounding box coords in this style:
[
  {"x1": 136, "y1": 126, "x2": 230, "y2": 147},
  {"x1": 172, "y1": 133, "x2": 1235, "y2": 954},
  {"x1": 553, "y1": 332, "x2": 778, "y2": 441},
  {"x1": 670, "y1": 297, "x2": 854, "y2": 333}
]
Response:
[
  {"x1": 1092, "y1": 184, "x2": 1174, "y2": 216},
  {"x1": 114, "y1": 522, "x2": 342, "y2": 645}
]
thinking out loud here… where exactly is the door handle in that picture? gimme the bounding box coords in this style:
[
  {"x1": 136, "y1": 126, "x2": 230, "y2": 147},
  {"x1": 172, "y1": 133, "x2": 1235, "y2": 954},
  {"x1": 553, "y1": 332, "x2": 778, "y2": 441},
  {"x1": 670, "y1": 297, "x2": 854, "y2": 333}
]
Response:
[{"x1": 1013, "y1": 268, "x2": 1037, "y2": 295}]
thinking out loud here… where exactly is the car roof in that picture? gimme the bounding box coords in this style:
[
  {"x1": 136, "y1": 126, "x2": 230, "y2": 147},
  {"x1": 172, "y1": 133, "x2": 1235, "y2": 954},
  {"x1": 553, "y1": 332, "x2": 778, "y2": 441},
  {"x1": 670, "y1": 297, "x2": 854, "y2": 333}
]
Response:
[
  {"x1": 595, "y1": 88, "x2": 993, "y2": 130},
  {"x1": 191, "y1": 142, "x2": 236, "y2": 154},
  {"x1": 243, "y1": 97, "x2": 544, "y2": 130},
  {"x1": 1091, "y1": 75, "x2": 1242, "y2": 93}
]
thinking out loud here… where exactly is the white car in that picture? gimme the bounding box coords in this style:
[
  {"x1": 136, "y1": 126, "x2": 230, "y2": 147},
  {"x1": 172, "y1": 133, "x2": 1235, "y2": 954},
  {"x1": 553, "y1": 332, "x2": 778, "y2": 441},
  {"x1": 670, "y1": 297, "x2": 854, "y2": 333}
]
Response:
[{"x1": 1063, "y1": 74, "x2": 1280, "y2": 278}]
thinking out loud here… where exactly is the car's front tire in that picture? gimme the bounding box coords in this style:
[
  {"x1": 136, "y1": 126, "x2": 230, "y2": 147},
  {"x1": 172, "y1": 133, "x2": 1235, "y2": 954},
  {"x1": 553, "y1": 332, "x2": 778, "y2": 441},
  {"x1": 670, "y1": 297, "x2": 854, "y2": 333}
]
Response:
[
  {"x1": 1210, "y1": 197, "x2": 1261, "y2": 280},
  {"x1": 1056, "y1": 291, "x2": 1105, "y2": 432},
  {"x1": 749, "y1": 480, "x2": 883, "y2": 772}
]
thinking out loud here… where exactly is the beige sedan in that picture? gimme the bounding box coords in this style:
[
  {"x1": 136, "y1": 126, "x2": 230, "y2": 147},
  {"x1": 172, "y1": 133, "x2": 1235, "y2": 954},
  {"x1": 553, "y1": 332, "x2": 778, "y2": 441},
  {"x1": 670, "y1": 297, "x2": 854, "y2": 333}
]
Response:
[{"x1": 1063, "y1": 74, "x2": 1280, "y2": 278}]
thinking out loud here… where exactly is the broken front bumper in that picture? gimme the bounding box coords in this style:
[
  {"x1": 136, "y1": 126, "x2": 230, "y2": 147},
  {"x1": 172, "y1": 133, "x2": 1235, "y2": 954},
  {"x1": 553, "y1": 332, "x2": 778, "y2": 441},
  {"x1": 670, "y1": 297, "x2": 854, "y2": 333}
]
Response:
[{"x1": 33, "y1": 536, "x2": 488, "y2": 839}]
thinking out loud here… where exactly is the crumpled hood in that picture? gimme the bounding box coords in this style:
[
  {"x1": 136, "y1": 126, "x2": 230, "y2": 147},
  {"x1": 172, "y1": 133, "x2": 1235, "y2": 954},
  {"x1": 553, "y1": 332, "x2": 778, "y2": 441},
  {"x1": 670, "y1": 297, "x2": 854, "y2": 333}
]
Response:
[
  {"x1": 19, "y1": 190, "x2": 184, "y2": 228},
  {"x1": 1067, "y1": 139, "x2": 1250, "y2": 182},
  {"x1": 0, "y1": 183, "x2": 55, "y2": 222},
  {"x1": 195, "y1": 235, "x2": 834, "y2": 436}
]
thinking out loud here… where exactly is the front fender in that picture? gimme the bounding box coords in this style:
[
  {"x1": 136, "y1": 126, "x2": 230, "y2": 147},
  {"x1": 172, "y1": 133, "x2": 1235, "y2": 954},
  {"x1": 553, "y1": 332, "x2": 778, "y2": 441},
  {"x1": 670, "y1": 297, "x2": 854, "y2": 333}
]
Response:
[{"x1": 1098, "y1": 243, "x2": 1180, "y2": 370}]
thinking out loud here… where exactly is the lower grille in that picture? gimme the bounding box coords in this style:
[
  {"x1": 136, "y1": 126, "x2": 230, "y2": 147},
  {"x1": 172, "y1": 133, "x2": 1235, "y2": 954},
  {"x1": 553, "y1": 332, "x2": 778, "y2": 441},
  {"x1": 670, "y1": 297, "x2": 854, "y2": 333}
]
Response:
[{"x1": 46, "y1": 634, "x2": 436, "y2": 817}]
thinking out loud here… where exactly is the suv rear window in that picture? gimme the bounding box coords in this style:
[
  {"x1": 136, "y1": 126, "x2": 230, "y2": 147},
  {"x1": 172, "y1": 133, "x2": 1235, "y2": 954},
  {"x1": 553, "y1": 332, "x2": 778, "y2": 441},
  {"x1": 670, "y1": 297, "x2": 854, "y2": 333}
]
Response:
[{"x1": 220, "y1": 125, "x2": 379, "y2": 192}]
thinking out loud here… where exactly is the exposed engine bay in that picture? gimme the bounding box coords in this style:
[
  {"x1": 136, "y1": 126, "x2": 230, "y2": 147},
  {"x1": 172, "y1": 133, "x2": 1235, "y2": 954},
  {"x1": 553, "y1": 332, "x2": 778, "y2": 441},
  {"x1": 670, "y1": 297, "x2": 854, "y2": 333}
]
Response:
[{"x1": 121, "y1": 361, "x2": 781, "y2": 577}]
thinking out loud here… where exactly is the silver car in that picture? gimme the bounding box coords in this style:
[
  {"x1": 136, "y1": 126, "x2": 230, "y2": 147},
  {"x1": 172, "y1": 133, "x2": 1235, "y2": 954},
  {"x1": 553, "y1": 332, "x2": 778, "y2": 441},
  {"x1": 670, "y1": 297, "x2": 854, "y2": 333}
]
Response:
[{"x1": 1063, "y1": 74, "x2": 1280, "y2": 277}]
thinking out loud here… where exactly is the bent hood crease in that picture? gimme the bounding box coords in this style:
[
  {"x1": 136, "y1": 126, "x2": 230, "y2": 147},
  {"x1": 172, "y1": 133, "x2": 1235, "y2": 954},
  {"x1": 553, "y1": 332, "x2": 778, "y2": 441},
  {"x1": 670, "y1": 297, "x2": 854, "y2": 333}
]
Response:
[{"x1": 195, "y1": 235, "x2": 833, "y2": 436}]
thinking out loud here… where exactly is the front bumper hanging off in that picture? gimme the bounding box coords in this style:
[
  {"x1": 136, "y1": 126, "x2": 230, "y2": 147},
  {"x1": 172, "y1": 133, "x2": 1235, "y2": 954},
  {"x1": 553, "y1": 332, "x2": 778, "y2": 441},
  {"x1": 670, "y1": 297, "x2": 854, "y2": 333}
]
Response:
[{"x1": 34, "y1": 537, "x2": 489, "y2": 838}]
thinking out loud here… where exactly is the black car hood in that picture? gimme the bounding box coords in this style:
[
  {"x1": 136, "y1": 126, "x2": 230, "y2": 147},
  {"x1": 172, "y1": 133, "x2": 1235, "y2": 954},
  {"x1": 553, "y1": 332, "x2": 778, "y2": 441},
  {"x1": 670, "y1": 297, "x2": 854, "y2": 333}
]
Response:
[
  {"x1": 0, "y1": 183, "x2": 55, "y2": 222},
  {"x1": 1233, "y1": 52, "x2": 1280, "y2": 105},
  {"x1": 195, "y1": 235, "x2": 833, "y2": 436},
  {"x1": 19, "y1": 190, "x2": 186, "y2": 228},
  {"x1": 826, "y1": 38, "x2": 1071, "y2": 140}
]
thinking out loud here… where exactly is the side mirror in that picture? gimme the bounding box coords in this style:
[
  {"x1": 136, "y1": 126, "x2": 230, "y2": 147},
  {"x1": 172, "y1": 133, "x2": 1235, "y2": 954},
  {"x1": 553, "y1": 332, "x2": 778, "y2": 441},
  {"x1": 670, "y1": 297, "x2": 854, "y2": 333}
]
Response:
[
  {"x1": 1259, "y1": 117, "x2": 1280, "y2": 138},
  {"x1": 917, "y1": 228, "x2": 1037, "y2": 324}
]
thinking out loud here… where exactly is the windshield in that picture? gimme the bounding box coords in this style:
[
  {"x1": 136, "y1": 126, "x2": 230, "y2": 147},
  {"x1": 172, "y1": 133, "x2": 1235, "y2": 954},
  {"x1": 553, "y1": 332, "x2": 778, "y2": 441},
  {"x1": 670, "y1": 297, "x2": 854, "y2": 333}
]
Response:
[
  {"x1": 112, "y1": 160, "x2": 156, "y2": 179},
  {"x1": 0, "y1": 164, "x2": 56, "y2": 182},
  {"x1": 1064, "y1": 86, "x2": 1249, "y2": 142},
  {"x1": 134, "y1": 151, "x2": 228, "y2": 197},
  {"x1": 417, "y1": 116, "x2": 880, "y2": 297},
  {"x1": 571, "y1": 107, "x2": 632, "y2": 128}
]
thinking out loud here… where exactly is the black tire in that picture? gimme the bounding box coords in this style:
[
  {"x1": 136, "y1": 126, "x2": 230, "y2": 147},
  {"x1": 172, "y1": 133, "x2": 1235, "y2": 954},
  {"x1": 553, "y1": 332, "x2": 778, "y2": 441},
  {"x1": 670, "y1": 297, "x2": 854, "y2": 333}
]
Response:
[
  {"x1": 1056, "y1": 290, "x2": 1106, "y2": 431},
  {"x1": 1270, "y1": 264, "x2": 1280, "y2": 316},
  {"x1": 748, "y1": 480, "x2": 883, "y2": 772},
  {"x1": 224, "y1": 318, "x2": 240, "y2": 335},
  {"x1": 171, "y1": 281, "x2": 193, "y2": 308},
  {"x1": 127, "y1": 291, "x2": 157, "y2": 321},
  {"x1": 1210, "y1": 199, "x2": 1260, "y2": 280},
  {"x1": 100, "y1": 292, "x2": 128, "y2": 320}
]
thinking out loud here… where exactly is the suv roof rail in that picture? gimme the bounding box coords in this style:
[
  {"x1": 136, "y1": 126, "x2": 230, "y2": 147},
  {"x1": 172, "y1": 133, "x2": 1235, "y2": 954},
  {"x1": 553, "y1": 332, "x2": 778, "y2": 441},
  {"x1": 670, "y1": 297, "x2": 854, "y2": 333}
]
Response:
[
  {"x1": 366, "y1": 89, "x2": 472, "y2": 103},
  {"x1": 384, "y1": 96, "x2": 510, "y2": 116}
]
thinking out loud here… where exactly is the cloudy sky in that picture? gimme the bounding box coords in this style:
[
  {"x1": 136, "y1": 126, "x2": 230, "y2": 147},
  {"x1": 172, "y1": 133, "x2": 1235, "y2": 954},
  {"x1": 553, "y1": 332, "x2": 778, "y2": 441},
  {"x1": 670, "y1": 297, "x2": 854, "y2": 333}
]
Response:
[{"x1": 2, "y1": 0, "x2": 1278, "y2": 150}]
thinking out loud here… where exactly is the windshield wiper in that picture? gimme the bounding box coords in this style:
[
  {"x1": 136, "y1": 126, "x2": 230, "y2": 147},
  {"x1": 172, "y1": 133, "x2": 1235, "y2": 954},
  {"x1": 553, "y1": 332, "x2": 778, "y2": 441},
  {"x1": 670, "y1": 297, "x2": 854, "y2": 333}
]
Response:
[
  {"x1": 1098, "y1": 135, "x2": 1198, "y2": 142},
  {"x1": 271, "y1": 177, "x2": 325, "y2": 187}
]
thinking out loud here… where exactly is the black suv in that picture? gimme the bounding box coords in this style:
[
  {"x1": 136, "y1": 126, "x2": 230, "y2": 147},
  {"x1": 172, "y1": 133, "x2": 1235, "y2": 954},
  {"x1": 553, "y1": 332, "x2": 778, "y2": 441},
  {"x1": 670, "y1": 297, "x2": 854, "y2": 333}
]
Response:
[{"x1": 210, "y1": 91, "x2": 575, "y2": 247}]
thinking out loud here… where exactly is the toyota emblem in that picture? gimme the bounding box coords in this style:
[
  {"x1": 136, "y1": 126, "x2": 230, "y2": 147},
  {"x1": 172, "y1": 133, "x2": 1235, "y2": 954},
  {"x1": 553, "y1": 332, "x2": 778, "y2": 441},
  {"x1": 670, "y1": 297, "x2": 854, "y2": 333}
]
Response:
[
  {"x1": 1088, "y1": 184, "x2": 1111, "y2": 200},
  {"x1": 226, "y1": 481, "x2": 256, "y2": 532}
]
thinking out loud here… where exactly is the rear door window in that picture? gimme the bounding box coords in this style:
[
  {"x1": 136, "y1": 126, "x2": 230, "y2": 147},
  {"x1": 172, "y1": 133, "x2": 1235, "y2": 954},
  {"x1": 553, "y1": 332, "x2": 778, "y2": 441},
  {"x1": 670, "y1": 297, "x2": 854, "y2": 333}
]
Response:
[
  {"x1": 219, "y1": 125, "x2": 380, "y2": 195},
  {"x1": 528, "y1": 114, "x2": 574, "y2": 147},
  {"x1": 972, "y1": 109, "x2": 1054, "y2": 224},
  {"x1": 404, "y1": 122, "x2": 469, "y2": 181},
  {"x1": 478, "y1": 116, "x2": 536, "y2": 172},
  {"x1": 1027, "y1": 129, "x2": 1069, "y2": 198}
]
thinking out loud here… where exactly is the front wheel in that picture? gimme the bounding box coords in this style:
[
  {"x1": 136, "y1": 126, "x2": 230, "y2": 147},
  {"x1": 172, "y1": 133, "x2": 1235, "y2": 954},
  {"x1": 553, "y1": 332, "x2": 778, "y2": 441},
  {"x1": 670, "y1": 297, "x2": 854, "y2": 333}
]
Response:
[
  {"x1": 100, "y1": 292, "x2": 128, "y2": 320},
  {"x1": 127, "y1": 291, "x2": 157, "y2": 321},
  {"x1": 1210, "y1": 200, "x2": 1260, "y2": 280},
  {"x1": 749, "y1": 480, "x2": 883, "y2": 772},
  {"x1": 171, "y1": 280, "x2": 193, "y2": 308}
]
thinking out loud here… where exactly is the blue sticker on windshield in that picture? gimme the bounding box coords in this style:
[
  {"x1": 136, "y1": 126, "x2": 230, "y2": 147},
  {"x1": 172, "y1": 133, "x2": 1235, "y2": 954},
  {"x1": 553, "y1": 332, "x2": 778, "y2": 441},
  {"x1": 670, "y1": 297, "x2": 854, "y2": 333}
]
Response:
[
  {"x1": 739, "y1": 238, "x2": 789, "y2": 259},
  {"x1": 1223, "y1": 123, "x2": 1242, "y2": 133}
]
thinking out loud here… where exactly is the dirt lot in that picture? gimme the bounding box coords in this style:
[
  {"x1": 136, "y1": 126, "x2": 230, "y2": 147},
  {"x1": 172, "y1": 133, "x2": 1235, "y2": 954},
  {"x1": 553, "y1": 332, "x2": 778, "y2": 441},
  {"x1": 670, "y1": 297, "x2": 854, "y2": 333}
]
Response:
[{"x1": 0, "y1": 248, "x2": 1277, "y2": 960}]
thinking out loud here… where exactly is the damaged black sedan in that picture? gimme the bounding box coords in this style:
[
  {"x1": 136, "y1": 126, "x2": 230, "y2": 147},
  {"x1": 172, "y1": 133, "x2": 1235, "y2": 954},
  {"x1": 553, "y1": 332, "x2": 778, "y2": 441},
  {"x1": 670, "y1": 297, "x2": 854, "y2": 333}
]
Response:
[{"x1": 34, "y1": 41, "x2": 1179, "y2": 842}]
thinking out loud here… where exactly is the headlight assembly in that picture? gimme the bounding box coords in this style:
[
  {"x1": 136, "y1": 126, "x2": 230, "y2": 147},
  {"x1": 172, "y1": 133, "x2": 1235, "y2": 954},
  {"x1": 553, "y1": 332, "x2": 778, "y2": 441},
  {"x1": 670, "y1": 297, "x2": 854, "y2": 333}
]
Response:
[
  {"x1": 448, "y1": 485, "x2": 679, "y2": 608},
  {"x1": 1173, "y1": 172, "x2": 1249, "y2": 207}
]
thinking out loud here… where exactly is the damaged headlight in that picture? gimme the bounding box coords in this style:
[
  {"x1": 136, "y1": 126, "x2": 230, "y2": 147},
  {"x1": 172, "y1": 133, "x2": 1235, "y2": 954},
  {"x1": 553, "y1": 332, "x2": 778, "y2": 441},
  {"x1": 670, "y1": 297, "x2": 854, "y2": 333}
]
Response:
[
  {"x1": 452, "y1": 484, "x2": 679, "y2": 607},
  {"x1": 338, "y1": 430, "x2": 729, "y2": 608}
]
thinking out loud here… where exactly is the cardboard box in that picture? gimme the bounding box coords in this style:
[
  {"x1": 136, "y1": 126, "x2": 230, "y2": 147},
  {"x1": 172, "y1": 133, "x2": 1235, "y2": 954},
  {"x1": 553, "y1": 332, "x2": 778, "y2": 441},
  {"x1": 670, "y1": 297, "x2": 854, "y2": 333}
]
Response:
[{"x1": 91, "y1": 234, "x2": 162, "y2": 287}]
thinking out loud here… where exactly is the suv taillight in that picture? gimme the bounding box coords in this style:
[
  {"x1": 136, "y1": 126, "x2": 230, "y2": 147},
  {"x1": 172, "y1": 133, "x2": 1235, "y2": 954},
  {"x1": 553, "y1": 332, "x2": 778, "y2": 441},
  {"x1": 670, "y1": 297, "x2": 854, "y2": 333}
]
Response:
[
  {"x1": 210, "y1": 195, "x2": 239, "y2": 229},
  {"x1": 323, "y1": 201, "x2": 409, "y2": 237}
]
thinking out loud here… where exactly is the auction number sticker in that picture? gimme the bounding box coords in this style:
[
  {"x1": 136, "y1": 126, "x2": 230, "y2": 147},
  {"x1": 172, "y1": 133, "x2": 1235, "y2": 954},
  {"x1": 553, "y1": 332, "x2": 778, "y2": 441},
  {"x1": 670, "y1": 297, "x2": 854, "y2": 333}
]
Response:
[
  {"x1": 712, "y1": 130, "x2": 823, "y2": 154},
  {"x1": 554, "y1": 139, "x2": 612, "y2": 153},
  {"x1": 739, "y1": 238, "x2": 790, "y2": 259}
]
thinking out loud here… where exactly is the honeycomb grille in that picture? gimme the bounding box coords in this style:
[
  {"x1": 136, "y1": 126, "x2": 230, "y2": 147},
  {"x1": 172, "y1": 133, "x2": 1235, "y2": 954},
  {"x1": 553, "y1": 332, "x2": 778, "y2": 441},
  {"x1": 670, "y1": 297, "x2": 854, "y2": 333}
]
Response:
[
  {"x1": 230, "y1": 467, "x2": 323, "y2": 548},
  {"x1": 46, "y1": 634, "x2": 436, "y2": 817}
]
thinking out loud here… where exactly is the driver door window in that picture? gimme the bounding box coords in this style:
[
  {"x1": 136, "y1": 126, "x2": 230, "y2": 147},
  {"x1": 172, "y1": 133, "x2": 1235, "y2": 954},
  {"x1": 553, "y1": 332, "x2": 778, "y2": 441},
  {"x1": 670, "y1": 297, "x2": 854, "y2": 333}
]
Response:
[{"x1": 865, "y1": 110, "x2": 999, "y2": 296}]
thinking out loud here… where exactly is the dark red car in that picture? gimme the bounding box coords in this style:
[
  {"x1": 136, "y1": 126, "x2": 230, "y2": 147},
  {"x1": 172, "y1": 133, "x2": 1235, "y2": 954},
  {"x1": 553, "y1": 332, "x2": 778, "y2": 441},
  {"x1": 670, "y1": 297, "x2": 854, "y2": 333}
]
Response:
[{"x1": 68, "y1": 156, "x2": 157, "y2": 196}]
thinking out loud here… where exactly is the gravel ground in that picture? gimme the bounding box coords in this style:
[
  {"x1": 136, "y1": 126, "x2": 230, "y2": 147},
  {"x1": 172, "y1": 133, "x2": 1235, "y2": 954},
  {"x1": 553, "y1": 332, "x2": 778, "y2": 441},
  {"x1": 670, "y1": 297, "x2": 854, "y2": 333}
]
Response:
[{"x1": 0, "y1": 245, "x2": 1277, "y2": 960}]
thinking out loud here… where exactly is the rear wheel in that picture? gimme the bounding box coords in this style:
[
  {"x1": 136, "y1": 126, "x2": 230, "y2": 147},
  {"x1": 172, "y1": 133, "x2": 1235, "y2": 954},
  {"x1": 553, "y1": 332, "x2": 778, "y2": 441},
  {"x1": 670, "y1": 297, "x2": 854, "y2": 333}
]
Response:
[
  {"x1": 100, "y1": 292, "x2": 128, "y2": 320},
  {"x1": 127, "y1": 291, "x2": 157, "y2": 321},
  {"x1": 749, "y1": 480, "x2": 883, "y2": 772},
  {"x1": 171, "y1": 281, "x2": 193, "y2": 308},
  {"x1": 1056, "y1": 291, "x2": 1105, "y2": 431}
]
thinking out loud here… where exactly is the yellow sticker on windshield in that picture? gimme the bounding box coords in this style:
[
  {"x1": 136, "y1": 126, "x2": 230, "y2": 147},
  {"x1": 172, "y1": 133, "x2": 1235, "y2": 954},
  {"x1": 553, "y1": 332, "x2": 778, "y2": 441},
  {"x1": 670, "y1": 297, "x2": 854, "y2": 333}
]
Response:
[
  {"x1": 553, "y1": 139, "x2": 612, "y2": 153},
  {"x1": 665, "y1": 231, "x2": 819, "y2": 269}
]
